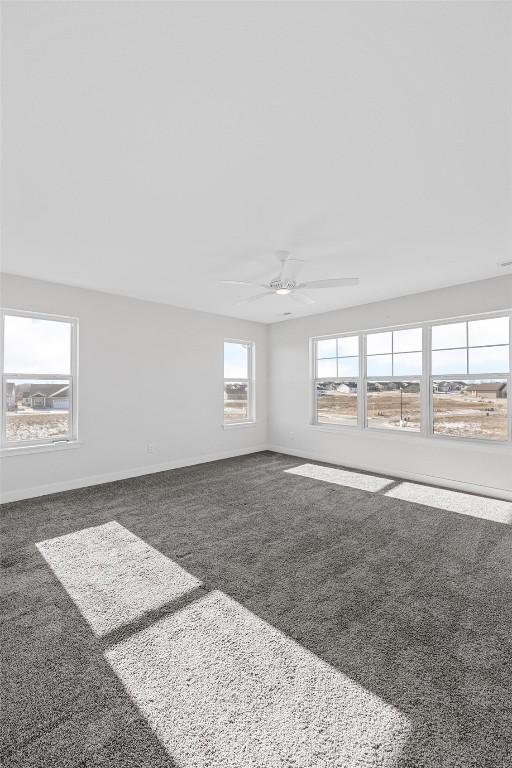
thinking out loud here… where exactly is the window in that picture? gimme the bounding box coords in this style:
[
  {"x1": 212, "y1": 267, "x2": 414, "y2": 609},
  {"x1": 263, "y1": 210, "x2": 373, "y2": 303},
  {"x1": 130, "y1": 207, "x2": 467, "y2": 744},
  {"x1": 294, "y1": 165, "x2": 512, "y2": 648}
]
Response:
[
  {"x1": 311, "y1": 312, "x2": 511, "y2": 443},
  {"x1": 366, "y1": 327, "x2": 422, "y2": 431},
  {"x1": 224, "y1": 340, "x2": 254, "y2": 424},
  {"x1": 314, "y1": 336, "x2": 359, "y2": 426},
  {"x1": 431, "y1": 316, "x2": 509, "y2": 441},
  {"x1": 2, "y1": 311, "x2": 78, "y2": 448}
]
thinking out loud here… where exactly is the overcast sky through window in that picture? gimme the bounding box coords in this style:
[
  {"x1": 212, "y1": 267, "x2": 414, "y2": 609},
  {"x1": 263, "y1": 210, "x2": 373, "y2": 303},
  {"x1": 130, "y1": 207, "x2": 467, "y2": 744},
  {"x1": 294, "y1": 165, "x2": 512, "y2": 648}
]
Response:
[{"x1": 4, "y1": 315, "x2": 71, "y2": 374}]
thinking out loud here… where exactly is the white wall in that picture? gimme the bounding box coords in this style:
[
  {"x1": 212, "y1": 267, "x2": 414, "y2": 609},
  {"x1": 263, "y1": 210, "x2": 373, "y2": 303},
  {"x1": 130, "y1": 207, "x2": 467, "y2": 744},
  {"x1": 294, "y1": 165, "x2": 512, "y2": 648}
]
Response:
[
  {"x1": 0, "y1": 274, "x2": 268, "y2": 502},
  {"x1": 2, "y1": 273, "x2": 512, "y2": 503},
  {"x1": 268, "y1": 276, "x2": 512, "y2": 500}
]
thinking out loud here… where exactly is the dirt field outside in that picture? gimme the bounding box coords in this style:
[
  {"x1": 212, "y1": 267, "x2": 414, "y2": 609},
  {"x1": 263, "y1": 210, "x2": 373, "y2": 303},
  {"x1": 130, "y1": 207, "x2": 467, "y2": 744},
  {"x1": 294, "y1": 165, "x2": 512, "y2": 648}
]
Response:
[
  {"x1": 317, "y1": 392, "x2": 357, "y2": 425},
  {"x1": 6, "y1": 410, "x2": 69, "y2": 442},
  {"x1": 224, "y1": 399, "x2": 248, "y2": 423},
  {"x1": 316, "y1": 388, "x2": 508, "y2": 440},
  {"x1": 433, "y1": 392, "x2": 507, "y2": 440},
  {"x1": 367, "y1": 390, "x2": 420, "y2": 431}
]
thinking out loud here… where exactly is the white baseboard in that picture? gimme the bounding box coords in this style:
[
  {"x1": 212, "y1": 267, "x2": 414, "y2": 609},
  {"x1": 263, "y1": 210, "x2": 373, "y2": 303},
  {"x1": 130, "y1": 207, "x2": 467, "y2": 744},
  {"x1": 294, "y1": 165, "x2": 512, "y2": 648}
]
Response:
[
  {"x1": 0, "y1": 445, "x2": 270, "y2": 504},
  {"x1": 3, "y1": 442, "x2": 510, "y2": 504},
  {"x1": 267, "y1": 444, "x2": 512, "y2": 502}
]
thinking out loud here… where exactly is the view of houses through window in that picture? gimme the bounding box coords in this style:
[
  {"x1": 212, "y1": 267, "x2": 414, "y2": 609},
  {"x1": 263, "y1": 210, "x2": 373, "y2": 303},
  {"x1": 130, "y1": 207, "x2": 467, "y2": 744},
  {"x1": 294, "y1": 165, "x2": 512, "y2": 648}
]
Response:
[
  {"x1": 314, "y1": 314, "x2": 510, "y2": 442},
  {"x1": 432, "y1": 379, "x2": 507, "y2": 441},
  {"x1": 430, "y1": 317, "x2": 509, "y2": 441},
  {"x1": 223, "y1": 340, "x2": 254, "y2": 424},
  {"x1": 2, "y1": 312, "x2": 76, "y2": 447},
  {"x1": 315, "y1": 335, "x2": 359, "y2": 426}
]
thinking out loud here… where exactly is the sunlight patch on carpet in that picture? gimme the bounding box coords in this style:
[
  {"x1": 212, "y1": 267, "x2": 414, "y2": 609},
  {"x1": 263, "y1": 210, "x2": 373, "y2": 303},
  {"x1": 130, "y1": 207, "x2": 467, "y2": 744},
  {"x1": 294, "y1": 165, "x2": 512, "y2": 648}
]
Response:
[
  {"x1": 38, "y1": 520, "x2": 410, "y2": 767},
  {"x1": 285, "y1": 463, "x2": 394, "y2": 492},
  {"x1": 36, "y1": 521, "x2": 201, "y2": 636},
  {"x1": 105, "y1": 589, "x2": 410, "y2": 768},
  {"x1": 385, "y1": 482, "x2": 512, "y2": 524}
]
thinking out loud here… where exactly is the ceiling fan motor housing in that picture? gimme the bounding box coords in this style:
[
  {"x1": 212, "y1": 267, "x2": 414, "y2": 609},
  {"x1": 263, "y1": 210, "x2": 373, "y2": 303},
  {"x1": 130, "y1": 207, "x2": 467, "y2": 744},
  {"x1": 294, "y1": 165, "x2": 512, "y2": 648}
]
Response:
[{"x1": 269, "y1": 279, "x2": 296, "y2": 290}]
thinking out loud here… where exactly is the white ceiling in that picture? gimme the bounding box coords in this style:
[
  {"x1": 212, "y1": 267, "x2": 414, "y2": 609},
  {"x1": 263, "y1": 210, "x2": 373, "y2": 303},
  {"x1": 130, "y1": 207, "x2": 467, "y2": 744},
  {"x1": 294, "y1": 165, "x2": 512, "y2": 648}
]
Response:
[{"x1": 2, "y1": 1, "x2": 511, "y2": 323}]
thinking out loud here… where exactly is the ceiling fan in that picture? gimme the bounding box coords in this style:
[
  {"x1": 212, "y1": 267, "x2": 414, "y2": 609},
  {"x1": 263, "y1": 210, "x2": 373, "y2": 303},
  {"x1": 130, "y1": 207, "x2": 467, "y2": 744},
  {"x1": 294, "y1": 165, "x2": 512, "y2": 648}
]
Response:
[{"x1": 220, "y1": 250, "x2": 359, "y2": 305}]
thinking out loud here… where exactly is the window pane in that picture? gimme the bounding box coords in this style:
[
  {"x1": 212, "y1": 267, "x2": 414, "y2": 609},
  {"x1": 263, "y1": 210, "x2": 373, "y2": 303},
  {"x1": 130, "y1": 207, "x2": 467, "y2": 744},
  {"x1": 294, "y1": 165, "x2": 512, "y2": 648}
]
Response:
[
  {"x1": 431, "y1": 322, "x2": 466, "y2": 350},
  {"x1": 338, "y1": 356, "x2": 359, "y2": 377},
  {"x1": 431, "y1": 348, "x2": 468, "y2": 375},
  {"x1": 338, "y1": 335, "x2": 358, "y2": 357},
  {"x1": 223, "y1": 381, "x2": 248, "y2": 423},
  {"x1": 224, "y1": 342, "x2": 248, "y2": 378},
  {"x1": 5, "y1": 378, "x2": 71, "y2": 443},
  {"x1": 317, "y1": 338, "x2": 337, "y2": 359},
  {"x1": 393, "y1": 327, "x2": 422, "y2": 353},
  {"x1": 367, "y1": 354, "x2": 392, "y2": 376},
  {"x1": 367, "y1": 382, "x2": 420, "y2": 431},
  {"x1": 433, "y1": 380, "x2": 507, "y2": 441},
  {"x1": 4, "y1": 315, "x2": 71, "y2": 374},
  {"x1": 316, "y1": 381, "x2": 358, "y2": 426},
  {"x1": 468, "y1": 345, "x2": 509, "y2": 374},
  {"x1": 393, "y1": 351, "x2": 422, "y2": 376},
  {"x1": 366, "y1": 332, "x2": 392, "y2": 355},
  {"x1": 468, "y1": 316, "x2": 509, "y2": 347},
  {"x1": 317, "y1": 358, "x2": 337, "y2": 378}
]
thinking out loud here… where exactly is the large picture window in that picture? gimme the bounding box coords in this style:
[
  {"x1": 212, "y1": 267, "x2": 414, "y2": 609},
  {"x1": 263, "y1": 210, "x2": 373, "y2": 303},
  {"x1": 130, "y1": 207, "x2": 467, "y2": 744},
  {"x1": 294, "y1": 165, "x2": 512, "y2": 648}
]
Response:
[
  {"x1": 312, "y1": 312, "x2": 511, "y2": 443},
  {"x1": 1, "y1": 311, "x2": 78, "y2": 449},
  {"x1": 223, "y1": 340, "x2": 254, "y2": 424}
]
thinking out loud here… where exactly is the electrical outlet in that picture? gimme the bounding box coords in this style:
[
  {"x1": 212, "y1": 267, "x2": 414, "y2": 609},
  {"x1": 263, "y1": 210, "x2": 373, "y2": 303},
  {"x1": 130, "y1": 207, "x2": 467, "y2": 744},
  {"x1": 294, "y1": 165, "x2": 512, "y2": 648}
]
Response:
[{"x1": 146, "y1": 444, "x2": 155, "y2": 454}]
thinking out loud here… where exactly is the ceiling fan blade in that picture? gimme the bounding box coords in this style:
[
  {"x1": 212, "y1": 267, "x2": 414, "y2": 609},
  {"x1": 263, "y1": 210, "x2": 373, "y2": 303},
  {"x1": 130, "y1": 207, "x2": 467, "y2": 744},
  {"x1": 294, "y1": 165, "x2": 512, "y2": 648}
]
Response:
[
  {"x1": 281, "y1": 258, "x2": 304, "y2": 282},
  {"x1": 288, "y1": 292, "x2": 315, "y2": 305},
  {"x1": 235, "y1": 291, "x2": 274, "y2": 305},
  {"x1": 220, "y1": 280, "x2": 266, "y2": 288},
  {"x1": 298, "y1": 277, "x2": 359, "y2": 289}
]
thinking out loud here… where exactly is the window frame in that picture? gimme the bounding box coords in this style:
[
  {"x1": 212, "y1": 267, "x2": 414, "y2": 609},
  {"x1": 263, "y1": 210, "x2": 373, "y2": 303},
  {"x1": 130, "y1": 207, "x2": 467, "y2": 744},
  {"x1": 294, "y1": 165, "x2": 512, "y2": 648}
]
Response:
[
  {"x1": 428, "y1": 317, "x2": 511, "y2": 443},
  {"x1": 312, "y1": 333, "x2": 362, "y2": 429},
  {"x1": 223, "y1": 338, "x2": 255, "y2": 426},
  {"x1": 311, "y1": 311, "x2": 511, "y2": 445},
  {"x1": 365, "y1": 325, "x2": 424, "y2": 435},
  {"x1": 1, "y1": 308, "x2": 79, "y2": 451}
]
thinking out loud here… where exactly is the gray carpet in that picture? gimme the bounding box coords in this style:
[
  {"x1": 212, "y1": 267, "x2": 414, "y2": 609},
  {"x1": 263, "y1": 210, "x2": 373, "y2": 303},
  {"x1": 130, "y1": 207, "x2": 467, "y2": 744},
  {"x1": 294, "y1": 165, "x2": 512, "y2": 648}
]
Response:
[{"x1": 1, "y1": 451, "x2": 511, "y2": 767}]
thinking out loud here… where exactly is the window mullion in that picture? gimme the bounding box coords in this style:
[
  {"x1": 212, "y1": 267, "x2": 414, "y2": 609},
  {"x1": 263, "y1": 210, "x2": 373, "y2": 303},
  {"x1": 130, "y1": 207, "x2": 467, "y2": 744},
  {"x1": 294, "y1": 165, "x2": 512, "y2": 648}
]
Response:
[
  {"x1": 422, "y1": 324, "x2": 430, "y2": 437},
  {"x1": 466, "y1": 322, "x2": 469, "y2": 375},
  {"x1": 360, "y1": 332, "x2": 366, "y2": 429},
  {"x1": 1, "y1": 374, "x2": 7, "y2": 449}
]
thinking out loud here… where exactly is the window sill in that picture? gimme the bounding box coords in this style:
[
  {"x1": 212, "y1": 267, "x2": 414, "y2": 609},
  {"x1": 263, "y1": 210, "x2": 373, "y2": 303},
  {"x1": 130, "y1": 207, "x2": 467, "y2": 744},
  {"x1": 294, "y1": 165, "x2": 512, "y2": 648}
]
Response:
[
  {"x1": 308, "y1": 423, "x2": 362, "y2": 434},
  {"x1": 222, "y1": 421, "x2": 257, "y2": 430},
  {"x1": 0, "y1": 441, "x2": 82, "y2": 458}
]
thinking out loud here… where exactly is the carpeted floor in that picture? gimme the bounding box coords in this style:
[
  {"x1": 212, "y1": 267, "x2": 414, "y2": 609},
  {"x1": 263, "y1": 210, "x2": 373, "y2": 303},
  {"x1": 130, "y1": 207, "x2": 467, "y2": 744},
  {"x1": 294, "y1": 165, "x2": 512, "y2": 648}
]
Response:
[{"x1": 1, "y1": 451, "x2": 511, "y2": 767}]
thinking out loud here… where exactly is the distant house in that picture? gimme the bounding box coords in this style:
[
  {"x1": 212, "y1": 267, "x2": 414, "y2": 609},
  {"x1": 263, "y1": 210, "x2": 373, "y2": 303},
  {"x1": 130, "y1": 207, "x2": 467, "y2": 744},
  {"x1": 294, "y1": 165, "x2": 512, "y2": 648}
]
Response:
[
  {"x1": 317, "y1": 382, "x2": 357, "y2": 396},
  {"x1": 465, "y1": 383, "x2": 507, "y2": 399},
  {"x1": 336, "y1": 383, "x2": 357, "y2": 395},
  {"x1": 400, "y1": 382, "x2": 420, "y2": 393},
  {"x1": 19, "y1": 383, "x2": 70, "y2": 410},
  {"x1": 434, "y1": 381, "x2": 463, "y2": 394},
  {"x1": 367, "y1": 381, "x2": 419, "y2": 393},
  {"x1": 224, "y1": 383, "x2": 247, "y2": 401}
]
